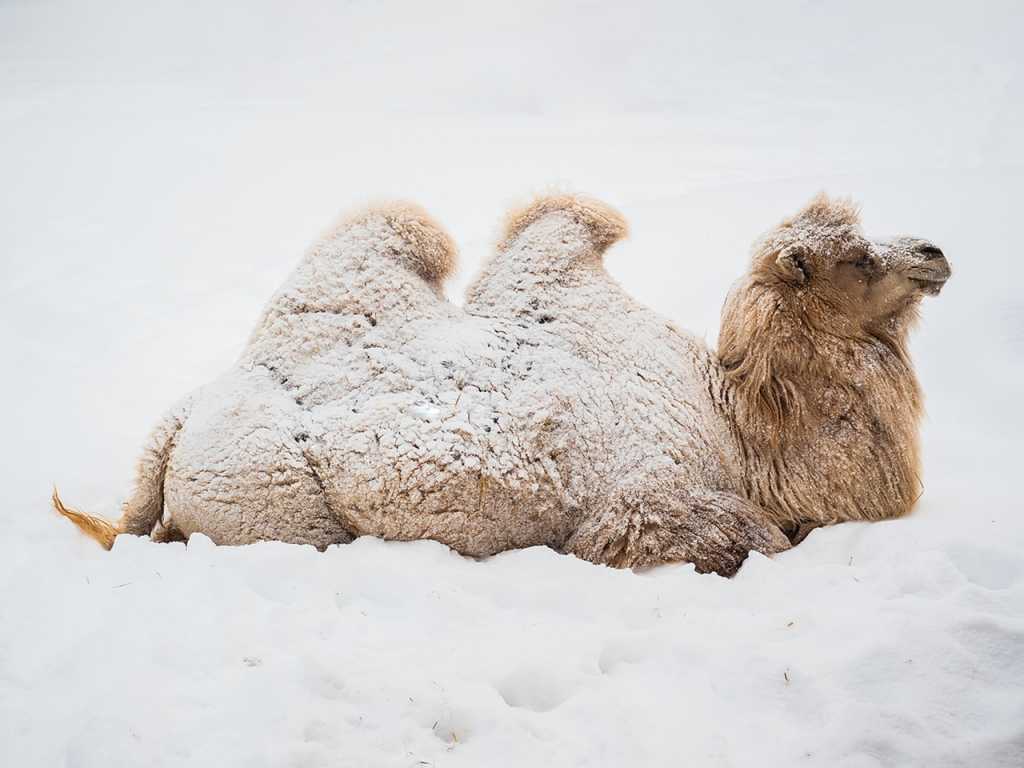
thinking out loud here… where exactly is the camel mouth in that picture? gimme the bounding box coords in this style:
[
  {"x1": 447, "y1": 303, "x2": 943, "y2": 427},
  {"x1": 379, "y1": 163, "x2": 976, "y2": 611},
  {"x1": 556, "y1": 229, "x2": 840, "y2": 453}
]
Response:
[
  {"x1": 911, "y1": 277, "x2": 947, "y2": 296},
  {"x1": 904, "y1": 250, "x2": 951, "y2": 297}
]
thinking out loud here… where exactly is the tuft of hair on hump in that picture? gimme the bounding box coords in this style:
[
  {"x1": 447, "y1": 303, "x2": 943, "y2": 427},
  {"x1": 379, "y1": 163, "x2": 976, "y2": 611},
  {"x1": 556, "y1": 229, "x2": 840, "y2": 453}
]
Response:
[
  {"x1": 784, "y1": 192, "x2": 861, "y2": 229},
  {"x1": 336, "y1": 201, "x2": 458, "y2": 284},
  {"x1": 499, "y1": 194, "x2": 629, "y2": 254},
  {"x1": 52, "y1": 487, "x2": 119, "y2": 550}
]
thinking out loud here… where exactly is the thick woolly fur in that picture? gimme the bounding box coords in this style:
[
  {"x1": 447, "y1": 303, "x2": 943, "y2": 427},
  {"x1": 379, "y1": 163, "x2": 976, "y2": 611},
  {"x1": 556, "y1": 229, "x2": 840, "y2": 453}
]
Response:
[
  {"x1": 331, "y1": 201, "x2": 457, "y2": 284},
  {"x1": 719, "y1": 193, "x2": 948, "y2": 533},
  {"x1": 498, "y1": 194, "x2": 629, "y2": 254},
  {"x1": 55, "y1": 194, "x2": 949, "y2": 576}
]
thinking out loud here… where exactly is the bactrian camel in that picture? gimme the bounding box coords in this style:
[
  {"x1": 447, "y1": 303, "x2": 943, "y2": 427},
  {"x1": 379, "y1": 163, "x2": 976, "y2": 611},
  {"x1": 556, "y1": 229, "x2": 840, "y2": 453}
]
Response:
[{"x1": 54, "y1": 193, "x2": 951, "y2": 576}]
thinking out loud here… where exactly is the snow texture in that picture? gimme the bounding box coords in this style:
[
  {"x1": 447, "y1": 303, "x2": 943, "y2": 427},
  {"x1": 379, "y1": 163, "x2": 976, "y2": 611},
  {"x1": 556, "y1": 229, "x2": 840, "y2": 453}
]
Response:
[{"x1": 2, "y1": 1, "x2": 1023, "y2": 766}]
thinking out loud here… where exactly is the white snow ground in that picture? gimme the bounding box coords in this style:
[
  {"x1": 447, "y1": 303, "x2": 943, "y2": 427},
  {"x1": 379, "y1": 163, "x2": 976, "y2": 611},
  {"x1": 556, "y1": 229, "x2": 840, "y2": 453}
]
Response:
[{"x1": 2, "y1": 1, "x2": 1023, "y2": 766}]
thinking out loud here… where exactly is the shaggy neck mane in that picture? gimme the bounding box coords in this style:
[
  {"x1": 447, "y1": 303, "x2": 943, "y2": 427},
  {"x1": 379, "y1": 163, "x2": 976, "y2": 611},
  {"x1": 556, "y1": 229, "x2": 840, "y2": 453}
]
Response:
[{"x1": 717, "y1": 276, "x2": 923, "y2": 527}]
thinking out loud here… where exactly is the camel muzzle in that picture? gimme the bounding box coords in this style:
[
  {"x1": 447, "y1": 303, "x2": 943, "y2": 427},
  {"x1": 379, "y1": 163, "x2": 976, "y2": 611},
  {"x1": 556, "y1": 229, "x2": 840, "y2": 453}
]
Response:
[{"x1": 891, "y1": 239, "x2": 951, "y2": 296}]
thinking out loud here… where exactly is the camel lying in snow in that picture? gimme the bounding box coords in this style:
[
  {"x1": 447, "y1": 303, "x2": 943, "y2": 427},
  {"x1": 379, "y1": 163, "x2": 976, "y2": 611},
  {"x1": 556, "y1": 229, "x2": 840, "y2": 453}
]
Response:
[{"x1": 55, "y1": 193, "x2": 950, "y2": 575}]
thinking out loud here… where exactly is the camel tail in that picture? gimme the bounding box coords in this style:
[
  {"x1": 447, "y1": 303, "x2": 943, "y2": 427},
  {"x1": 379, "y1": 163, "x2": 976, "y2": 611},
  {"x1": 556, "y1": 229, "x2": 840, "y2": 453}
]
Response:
[
  {"x1": 51, "y1": 488, "x2": 121, "y2": 549},
  {"x1": 52, "y1": 402, "x2": 189, "y2": 549}
]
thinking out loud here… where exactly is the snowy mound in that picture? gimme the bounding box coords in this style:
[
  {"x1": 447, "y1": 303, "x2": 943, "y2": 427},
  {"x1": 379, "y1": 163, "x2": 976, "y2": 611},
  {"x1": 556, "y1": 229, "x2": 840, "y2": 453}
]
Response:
[{"x1": 4, "y1": 522, "x2": 1022, "y2": 766}]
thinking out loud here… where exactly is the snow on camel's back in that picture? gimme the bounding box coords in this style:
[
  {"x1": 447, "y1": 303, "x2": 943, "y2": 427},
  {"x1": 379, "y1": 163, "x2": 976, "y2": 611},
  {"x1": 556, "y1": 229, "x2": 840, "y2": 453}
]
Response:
[{"x1": 53, "y1": 193, "x2": 950, "y2": 576}]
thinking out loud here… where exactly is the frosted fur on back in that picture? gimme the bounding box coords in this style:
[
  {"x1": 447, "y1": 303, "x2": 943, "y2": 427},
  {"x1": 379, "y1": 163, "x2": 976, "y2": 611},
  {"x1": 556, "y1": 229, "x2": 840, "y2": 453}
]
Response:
[
  {"x1": 465, "y1": 194, "x2": 629, "y2": 318},
  {"x1": 498, "y1": 194, "x2": 628, "y2": 254},
  {"x1": 334, "y1": 201, "x2": 457, "y2": 284}
]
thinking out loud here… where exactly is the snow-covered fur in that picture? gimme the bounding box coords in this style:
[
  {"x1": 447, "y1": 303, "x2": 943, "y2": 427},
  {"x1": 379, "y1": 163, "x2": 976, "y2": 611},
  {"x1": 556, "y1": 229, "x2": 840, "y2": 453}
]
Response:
[{"x1": 54, "y1": 194, "x2": 949, "y2": 575}]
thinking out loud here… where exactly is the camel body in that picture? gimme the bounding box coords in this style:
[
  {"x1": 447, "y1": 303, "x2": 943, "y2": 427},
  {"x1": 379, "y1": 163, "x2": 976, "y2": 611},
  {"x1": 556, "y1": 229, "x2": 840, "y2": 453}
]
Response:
[
  {"x1": 55, "y1": 195, "x2": 949, "y2": 575},
  {"x1": 156, "y1": 204, "x2": 779, "y2": 574}
]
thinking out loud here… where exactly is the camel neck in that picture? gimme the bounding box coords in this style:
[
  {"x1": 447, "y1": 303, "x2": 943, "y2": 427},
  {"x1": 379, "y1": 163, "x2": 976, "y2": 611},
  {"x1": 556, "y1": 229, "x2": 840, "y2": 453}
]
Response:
[{"x1": 718, "y1": 286, "x2": 923, "y2": 527}]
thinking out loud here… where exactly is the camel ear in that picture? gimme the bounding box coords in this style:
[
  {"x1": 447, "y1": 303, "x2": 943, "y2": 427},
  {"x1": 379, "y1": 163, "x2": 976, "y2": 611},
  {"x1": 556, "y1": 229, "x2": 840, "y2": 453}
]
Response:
[{"x1": 776, "y1": 245, "x2": 810, "y2": 284}]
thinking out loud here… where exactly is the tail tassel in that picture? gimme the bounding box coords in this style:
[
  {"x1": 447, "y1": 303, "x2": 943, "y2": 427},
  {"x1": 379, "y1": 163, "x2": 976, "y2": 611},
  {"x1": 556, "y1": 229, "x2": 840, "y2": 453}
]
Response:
[{"x1": 52, "y1": 487, "x2": 120, "y2": 550}]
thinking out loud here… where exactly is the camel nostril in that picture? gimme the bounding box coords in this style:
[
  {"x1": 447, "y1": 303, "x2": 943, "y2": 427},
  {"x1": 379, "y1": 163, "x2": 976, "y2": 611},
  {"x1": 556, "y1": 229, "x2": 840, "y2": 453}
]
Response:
[{"x1": 918, "y1": 245, "x2": 945, "y2": 261}]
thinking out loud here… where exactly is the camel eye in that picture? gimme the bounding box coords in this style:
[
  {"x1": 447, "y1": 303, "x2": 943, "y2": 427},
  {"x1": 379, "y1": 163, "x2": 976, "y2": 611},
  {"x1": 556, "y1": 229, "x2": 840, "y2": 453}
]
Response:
[{"x1": 853, "y1": 253, "x2": 874, "y2": 270}]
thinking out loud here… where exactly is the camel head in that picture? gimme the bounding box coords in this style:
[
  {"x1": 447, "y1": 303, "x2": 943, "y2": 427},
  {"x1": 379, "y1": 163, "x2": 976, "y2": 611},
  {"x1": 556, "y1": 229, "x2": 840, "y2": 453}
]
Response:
[
  {"x1": 720, "y1": 193, "x2": 951, "y2": 448},
  {"x1": 719, "y1": 194, "x2": 950, "y2": 525},
  {"x1": 748, "y1": 193, "x2": 951, "y2": 339}
]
